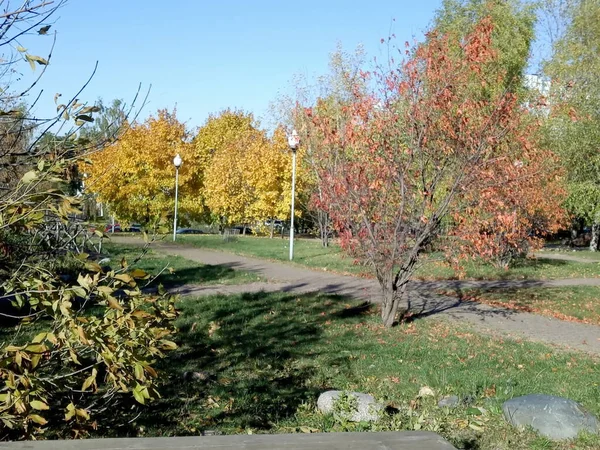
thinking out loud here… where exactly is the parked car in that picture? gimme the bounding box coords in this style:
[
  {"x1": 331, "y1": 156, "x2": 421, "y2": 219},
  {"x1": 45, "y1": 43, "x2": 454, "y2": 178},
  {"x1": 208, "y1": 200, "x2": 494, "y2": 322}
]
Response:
[
  {"x1": 232, "y1": 226, "x2": 253, "y2": 235},
  {"x1": 264, "y1": 220, "x2": 284, "y2": 233},
  {"x1": 264, "y1": 219, "x2": 284, "y2": 229},
  {"x1": 123, "y1": 223, "x2": 142, "y2": 232},
  {"x1": 104, "y1": 223, "x2": 121, "y2": 232},
  {"x1": 176, "y1": 228, "x2": 204, "y2": 234}
]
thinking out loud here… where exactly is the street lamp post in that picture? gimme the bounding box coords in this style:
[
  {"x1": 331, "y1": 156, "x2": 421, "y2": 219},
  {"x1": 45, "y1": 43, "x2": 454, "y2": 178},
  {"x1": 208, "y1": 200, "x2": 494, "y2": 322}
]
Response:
[
  {"x1": 288, "y1": 130, "x2": 300, "y2": 261},
  {"x1": 172, "y1": 153, "x2": 182, "y2": 242}
]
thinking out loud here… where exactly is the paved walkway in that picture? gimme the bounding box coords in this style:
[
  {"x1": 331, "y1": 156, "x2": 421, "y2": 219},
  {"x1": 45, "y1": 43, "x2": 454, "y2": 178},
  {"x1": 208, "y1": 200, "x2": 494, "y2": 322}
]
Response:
[{"x1": 113, "y1": 236, "x2": 600, "y2": 355}]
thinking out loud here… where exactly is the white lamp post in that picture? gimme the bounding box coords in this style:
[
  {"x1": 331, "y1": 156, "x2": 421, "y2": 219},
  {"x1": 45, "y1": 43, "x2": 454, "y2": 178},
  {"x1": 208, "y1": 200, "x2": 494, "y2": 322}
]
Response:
[
  {"x1": 173, "y1": 153, "x2": 182, "y2": 242},
  {"x1": 288, "y1": 130, "x2": 300, "y2": 260}
]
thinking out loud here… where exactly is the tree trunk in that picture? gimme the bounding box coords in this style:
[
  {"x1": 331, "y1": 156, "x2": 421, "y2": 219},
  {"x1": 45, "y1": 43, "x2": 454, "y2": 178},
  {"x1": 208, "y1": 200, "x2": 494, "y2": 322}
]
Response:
[
  {"x1": 571, "y1": 218, "x2": 581, "y2": 240},
  {"x1": 591, "y1": 223, "x2": 600, "y2": 251},
  {"x1": 380, "y1": 289, "x2": 399, "y2": 327},
  {"x1": 378, "y1": 262, "x2": 417, "y2": 327},
  {"x1": 269, "y1": 220, "x2": 274, "y2": 239},
  {"x1": 317, "y1": 208, "x2": 329, "y2": 248},
  {"x1": 379, "y1": 272, "x2": 404, "y2": 328}
]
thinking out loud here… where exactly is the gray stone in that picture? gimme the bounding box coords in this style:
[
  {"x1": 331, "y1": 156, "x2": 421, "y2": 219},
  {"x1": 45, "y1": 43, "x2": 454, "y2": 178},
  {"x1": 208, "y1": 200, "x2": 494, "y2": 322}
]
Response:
[
  {"x1": 438, "y1": 395, "x2": 459, "y2": 408},
  {"x1": 183, "y1": 371, "x2": 210, "y2": 381},
  {"x1": 201, "y1": 430, "x2": 222, "y2": 436},
  {"x1": 503, "y1": 394, "x2": 599, "y2": 440},
  {"x1": 317, "y1": 390, "x2": 383, "y2": 422}
]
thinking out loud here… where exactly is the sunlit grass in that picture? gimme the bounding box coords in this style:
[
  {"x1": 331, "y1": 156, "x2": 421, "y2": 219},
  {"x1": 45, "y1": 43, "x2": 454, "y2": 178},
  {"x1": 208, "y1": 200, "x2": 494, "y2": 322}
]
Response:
[
  {"x1": 134, "y1": 291, "x2": 600, "y2": 449},
  {"x1": 103, "y1": 243, "x2": 263, "y2": 287}
]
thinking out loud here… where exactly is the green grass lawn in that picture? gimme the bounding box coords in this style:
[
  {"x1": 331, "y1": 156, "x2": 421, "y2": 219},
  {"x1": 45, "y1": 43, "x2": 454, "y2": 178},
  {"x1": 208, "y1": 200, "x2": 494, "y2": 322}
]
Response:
[
  {"x1": 130, "y1": 291, "x2": 600, "y2": 449},
  {"x1": 416, "y1": 255, "x2": 600, "y2": 280},
  {"x1": 178, "y1": 235, "x2": 600, "y2": 281},
  {"x1": 103, "y1": 243, "x2": 263, "y2": 287},
  {"x1": 438, "y1": 286, "x2": 600, "y2": 325},
  {"x1": 4, "y1": 241, "x2": 600, "y2": 447}
]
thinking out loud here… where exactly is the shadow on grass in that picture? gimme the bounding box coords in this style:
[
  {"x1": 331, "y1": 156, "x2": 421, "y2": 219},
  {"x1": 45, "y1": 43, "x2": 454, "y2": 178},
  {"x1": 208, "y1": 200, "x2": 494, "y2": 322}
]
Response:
[
  {"x1": 152, "y1": 265, "x2": 241, "y2": 288},
  {"x1": 403, "y1": 286, "x2": 522, "y2": 324},
  {"x1": 509, "y1": 257, "x2": 569, "y2": 269},
  {"x1": 103, "y1": 243, "x2": 251, "y2": 289},
  {"x1": 332, "y1": 301, "x2": 372, "y2": 318},
  {"x1": 475, "y1": 257, "x2": 570, "y2": 281},
  {"x1": 136, "y1": 291, "x2": 373, "y2": 435}
]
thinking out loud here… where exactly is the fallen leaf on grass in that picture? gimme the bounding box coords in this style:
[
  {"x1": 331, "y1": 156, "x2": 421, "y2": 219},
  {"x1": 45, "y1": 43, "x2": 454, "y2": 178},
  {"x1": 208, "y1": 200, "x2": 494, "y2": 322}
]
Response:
[{"x1": 208, "y1": 321, "x2": 221, "y2": 337}]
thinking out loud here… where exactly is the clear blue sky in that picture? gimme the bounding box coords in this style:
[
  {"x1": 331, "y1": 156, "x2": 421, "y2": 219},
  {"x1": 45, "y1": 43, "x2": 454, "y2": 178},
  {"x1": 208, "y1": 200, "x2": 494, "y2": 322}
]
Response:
[{"x1": 24, "y1": 0, "x2": 444, "y2": 130}]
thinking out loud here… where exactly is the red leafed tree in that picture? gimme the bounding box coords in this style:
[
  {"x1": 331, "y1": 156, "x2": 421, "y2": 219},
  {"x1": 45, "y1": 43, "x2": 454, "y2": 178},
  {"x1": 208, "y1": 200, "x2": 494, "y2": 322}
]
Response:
[
  {"x1": 449, "y1": 129, "x2": 566, "y2": 269},
  {"x1": 309, "y1": 17, "x2": 566, "y2": 327}
]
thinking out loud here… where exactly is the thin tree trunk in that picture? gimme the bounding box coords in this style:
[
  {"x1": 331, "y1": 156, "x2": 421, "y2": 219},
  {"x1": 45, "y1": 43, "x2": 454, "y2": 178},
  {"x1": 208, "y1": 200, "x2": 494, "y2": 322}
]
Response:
[
  {"x1": 270, "y1": 219, "x2": 274, "y2": 239},
  {"x1": 317, "y1": 208, "x2": 329, "y2": 248},
  {"x1": 591, "y1": 222, "x2": 600, "y2": 251}
]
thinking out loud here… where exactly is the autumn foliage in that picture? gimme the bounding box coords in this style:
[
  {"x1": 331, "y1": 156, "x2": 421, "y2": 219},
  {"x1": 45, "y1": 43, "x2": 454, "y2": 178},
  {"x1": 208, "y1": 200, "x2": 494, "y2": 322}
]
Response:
[
  {"x1": 87, "y1": 108, "x2": 304, "y2": 233},
  {"x1": 450, "y1": 129, "x2": 566, "y2": 269},
  {"x1": 308, "y1": 17, "x2": 566, "y2": 326},
  {"x1": 199, "y1": 111, "x2": 305, "y2": 231},
  {"x1": 83, "y1": 17, "x2": 566, "y2": 329},
  {"x1": 86, "y1": 110, "x2": 203, "y2": 225}
]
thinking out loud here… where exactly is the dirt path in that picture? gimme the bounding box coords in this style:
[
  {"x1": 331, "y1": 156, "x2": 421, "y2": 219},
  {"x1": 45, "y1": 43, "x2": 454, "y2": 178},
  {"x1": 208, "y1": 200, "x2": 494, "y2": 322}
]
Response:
[
  {"x1": 534, "y1": 251, "x2": 600, "y2": 264},
  {"x1": 113, "y1": 236, "x2": 600, "y2": 355}
]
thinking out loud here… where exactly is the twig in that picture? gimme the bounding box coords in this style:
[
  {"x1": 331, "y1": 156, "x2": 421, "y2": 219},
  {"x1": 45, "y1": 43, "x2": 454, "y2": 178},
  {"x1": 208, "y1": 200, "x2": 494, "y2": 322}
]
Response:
[
  {"x1": 0, "y1": 2, "x2": 55, "y2": 20},
  {"x1": 142, "y1": 263, "x2": 170, "y2": 288},
  {"x1": 0, "y1": 310, "x2": 42, "y2": 319},
  {"x1": 42, "y1": 362, "x2": 97, "y2": 382}
]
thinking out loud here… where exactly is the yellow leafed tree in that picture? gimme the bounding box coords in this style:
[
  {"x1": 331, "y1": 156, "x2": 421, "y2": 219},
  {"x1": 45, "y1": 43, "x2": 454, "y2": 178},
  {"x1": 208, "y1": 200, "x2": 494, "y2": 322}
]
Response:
[
  {"x1": 200, "y1": 110, "x2": 308, "y2": 234},
  {"x1": 246, "y1": 127, "x2": 308, "y2": 237},
  {"x1": 199, "y1": 110, "x2": 260, "y2": 228},
  {"x1": 85, "y1": 109, "x2": 204, "y2": 224},
  {"x1": 203, "y1": 128, "x2": 263, "y2": 227},
  {"x1": 193, "y1": 109, "x2": 255, "y2": 180}
]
